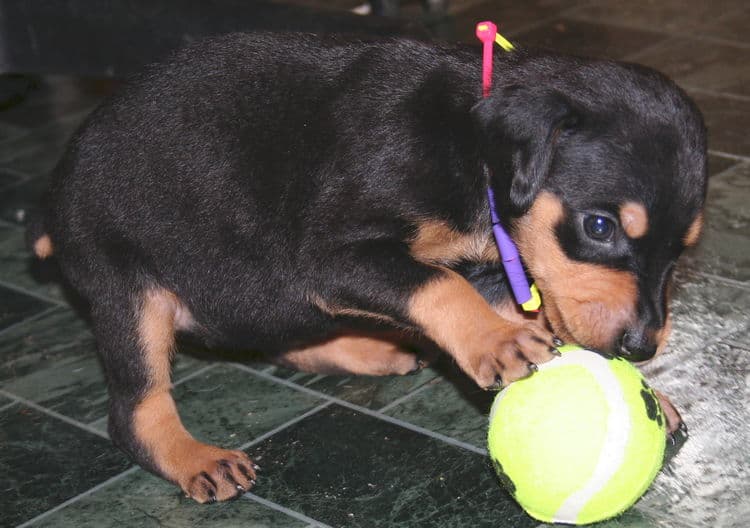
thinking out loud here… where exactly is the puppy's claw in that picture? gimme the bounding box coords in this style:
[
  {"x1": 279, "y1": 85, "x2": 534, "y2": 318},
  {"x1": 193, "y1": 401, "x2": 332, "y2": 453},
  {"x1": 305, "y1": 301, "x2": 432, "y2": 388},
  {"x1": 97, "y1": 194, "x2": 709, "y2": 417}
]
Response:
[
  {"x1": 549, "y1": 346, "x2": 562, "y2": 356},
  {"x1": 552, "y1": 336, "x2": 564, "y2": 347},
  {"x1": 484, "y1": 375, "x2": 504, "y2": 391}
]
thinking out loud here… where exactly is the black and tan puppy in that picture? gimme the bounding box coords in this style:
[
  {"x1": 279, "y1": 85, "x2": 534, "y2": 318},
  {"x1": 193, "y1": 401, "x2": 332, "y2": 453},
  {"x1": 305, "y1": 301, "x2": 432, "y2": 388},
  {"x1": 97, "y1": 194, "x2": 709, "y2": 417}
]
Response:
[{"x1": 30, "y1": 32, "x2": 707, "y2": 503}]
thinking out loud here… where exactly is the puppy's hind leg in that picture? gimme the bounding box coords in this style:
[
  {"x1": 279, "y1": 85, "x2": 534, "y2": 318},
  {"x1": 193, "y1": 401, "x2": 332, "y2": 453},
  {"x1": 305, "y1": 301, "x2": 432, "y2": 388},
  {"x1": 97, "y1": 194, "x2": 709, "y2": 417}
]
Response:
[
  {"x1": 276, "y1": 333, "x2": 438, "y2": 376},
  {"x1": 96, "y1": 287, "x2": 256, "y2": 503}
]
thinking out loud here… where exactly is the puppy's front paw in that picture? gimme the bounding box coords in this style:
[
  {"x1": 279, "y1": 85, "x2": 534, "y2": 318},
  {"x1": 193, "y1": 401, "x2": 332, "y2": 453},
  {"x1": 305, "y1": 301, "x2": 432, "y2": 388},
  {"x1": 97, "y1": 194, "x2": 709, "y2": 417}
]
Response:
[
  {"x1": 178, "y1": 445, "x2": 257, "y2": 503},
  {"x1": 654, "y1": 390, "x2": 686, "y2": 437},
  {"x1": 467, "y1": 322, "x2": 558, "y2": 389}
]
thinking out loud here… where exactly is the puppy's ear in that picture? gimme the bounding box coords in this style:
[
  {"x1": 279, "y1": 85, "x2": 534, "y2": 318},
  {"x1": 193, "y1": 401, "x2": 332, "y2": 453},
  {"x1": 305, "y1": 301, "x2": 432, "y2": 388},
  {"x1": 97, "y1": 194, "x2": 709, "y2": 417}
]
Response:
[{"x1": 472, "y1": 87, "x2": 579, "y2": 215}]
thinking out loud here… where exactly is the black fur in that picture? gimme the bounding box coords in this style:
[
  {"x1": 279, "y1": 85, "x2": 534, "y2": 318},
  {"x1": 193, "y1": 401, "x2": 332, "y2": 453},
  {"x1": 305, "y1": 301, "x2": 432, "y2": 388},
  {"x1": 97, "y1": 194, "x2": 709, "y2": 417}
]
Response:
[{"x1": 36, "y1": 32, "x2": 707, "y2": 483}]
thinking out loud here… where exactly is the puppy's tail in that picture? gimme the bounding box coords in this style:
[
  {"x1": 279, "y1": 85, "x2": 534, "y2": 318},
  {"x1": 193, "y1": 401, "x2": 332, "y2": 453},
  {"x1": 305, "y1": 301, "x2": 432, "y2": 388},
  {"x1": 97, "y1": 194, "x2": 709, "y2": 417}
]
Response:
[{"x1": 26, "y1": 209, "x2": 54, "y2": 259}]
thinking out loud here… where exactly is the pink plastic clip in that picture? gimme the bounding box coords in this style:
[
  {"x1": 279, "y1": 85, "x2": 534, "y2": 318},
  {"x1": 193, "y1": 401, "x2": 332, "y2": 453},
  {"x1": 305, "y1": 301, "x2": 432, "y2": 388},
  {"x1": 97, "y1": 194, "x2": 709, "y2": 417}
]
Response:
[{"x1": 475, "y1": 21, "x2": 498, "y2": 98}]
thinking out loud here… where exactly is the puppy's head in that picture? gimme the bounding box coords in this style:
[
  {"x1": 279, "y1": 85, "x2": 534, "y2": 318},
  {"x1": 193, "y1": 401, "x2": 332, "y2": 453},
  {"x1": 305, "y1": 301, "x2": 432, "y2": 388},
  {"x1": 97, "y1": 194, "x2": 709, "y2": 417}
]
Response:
[{"x1": 473, "y1": 54, "x2": 707, "y2": 361}]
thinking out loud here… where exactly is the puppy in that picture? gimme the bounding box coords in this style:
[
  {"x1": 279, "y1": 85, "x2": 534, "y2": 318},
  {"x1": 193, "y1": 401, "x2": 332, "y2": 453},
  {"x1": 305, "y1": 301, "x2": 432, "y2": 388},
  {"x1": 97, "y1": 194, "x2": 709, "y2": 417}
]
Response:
[{"x1": 30, "y1": 32, "x2": 707, "y2": 503}]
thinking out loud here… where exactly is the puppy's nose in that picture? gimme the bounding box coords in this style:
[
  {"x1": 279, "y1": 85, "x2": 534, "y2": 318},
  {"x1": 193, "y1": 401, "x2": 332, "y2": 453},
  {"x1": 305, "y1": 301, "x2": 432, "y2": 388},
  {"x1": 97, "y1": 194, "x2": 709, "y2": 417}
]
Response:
[{"x1": 616, "y1": 331, "x2": 657, "y2": 362}]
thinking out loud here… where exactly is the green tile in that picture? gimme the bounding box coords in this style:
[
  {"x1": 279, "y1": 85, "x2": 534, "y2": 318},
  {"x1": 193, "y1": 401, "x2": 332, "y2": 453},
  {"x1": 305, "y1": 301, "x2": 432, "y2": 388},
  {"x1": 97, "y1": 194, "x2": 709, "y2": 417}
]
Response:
[
  {"x1": 0, "y1": 309, "x2": 209, "y2": 425},
  {"x1": 429, "y1": 0, "x2": 592, "y2": 43},
  {"x1": 690, "y1": 90, "x2": 750, "y2": 157},
  {"x1": 166, "y1": 364, "x2": 326, "y2": 446},
  {"x1": 0, "y1": 223, "x2": 68, "y2": 302},
  {"x1": 0, "y1": 404, "x2": 131, "y2": 528},
  {"x1": 249, "y1": 405, "x2": 537, "y2": 528},
  {"x1": 384, "y1": 372, "x2": 493, "y2": 450},
  {"x1": 0, "y1": 166, "x2": 27, "y2": 192},
  {"x1": 0, "y1": 393, "x2": 15, "y2": 409},
  {"x1": 684, "y1": 163, "x2": 750, "y2": 282},
  {"x1": 513, "y1": 18, "x2": 666, "y2": 60},
  {"x1": 570, "y1": 0, "x2": 748, "y2": 34},
  {"x1": 29, "y1": 468, "x2": 310, "y2": 528},
  {"x1": 260, "y1": 362, "x2": 440, "y2": 410},
  {"x1": 0, "y1": 283, "x2": 53, "y2": 331},
  {"x1": 0, "y1": 174, "x2": 52, "y2": 225},
  {"x1": 703, "y1": 6, "x2": 750, "y2": 43},
  {"x1": 633, "y1": 37, "x2": 750, "y2": 97},
  {"x1": 707, "y1": 153, "x2": 738, "y2": 178}
]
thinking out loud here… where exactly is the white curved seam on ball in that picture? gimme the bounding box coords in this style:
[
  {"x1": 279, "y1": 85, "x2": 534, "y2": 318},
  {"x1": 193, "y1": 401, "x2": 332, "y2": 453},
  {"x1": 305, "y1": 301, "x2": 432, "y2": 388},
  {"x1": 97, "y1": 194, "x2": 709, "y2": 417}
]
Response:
[{"x1": 548, "y1": 351, "x2": 631, "y2": 523}]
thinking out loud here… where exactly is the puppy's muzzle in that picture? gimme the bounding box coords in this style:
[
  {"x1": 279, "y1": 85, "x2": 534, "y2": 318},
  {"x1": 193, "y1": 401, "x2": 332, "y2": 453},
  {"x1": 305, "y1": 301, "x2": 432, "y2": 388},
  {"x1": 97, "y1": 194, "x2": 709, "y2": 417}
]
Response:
[{"x1": 616, "y1": 329, "x2": 657, "y2": 362}]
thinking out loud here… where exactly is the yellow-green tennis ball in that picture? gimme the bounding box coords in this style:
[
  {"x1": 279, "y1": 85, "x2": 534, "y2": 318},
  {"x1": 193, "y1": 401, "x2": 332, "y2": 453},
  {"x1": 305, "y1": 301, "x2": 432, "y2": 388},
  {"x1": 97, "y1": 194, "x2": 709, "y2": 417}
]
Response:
[{"x1": 487, "y1": 345, "x2": 666, "y2": 525}]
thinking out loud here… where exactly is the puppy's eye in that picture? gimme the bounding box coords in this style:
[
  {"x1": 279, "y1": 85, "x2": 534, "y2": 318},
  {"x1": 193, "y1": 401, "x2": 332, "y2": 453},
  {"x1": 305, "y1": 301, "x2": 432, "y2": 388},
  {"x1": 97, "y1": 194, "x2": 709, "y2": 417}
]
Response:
[{"x1": 583, "y1": 214, "x2": 615, "y2": 241}]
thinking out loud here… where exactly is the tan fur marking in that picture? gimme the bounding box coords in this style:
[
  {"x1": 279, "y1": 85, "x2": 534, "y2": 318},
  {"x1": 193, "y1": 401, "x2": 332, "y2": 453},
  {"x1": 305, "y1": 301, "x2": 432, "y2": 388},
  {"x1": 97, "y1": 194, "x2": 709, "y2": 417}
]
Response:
[
  {"x1": 410, "y1": 220, "x2": 497, "y2": 265},
  {"x1": 133, "y1": 289, "x2": 254, "y2": 502},
  {"x1": 310, "y1": 293, "x2": 399, "y2": 326},
  {"x1": 620, "y1": 202, "x2": 649, "y2": 239},
  {"x1": 278, "y1": 334, "x2": 419, "y2": 376},
  {"x1": 684, "y1": 211, "x2": 704, "y2": 247},
  {"x1": 33, "y1": 235, "x2": 54, "y2": 259},
  {"x1": 408, "y1": 269, "x2": 556, "y2": 387},
  {"x1": 515, "y1": 192, "x2": 639, "y2": 350},
  {"x1": 409, "y1": 269, "x2": 500, "y2": 354},
  {"x1": 138, "y1": 289, "x2": 179, "y2": 388}
]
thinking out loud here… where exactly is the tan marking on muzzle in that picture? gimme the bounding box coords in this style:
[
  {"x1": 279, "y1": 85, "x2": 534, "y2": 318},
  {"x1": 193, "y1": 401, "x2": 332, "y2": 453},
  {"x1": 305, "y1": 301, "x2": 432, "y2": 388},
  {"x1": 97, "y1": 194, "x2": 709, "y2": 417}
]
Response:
[{"x1": 514, "y1": 192, "x2": 639, "y2": 351}]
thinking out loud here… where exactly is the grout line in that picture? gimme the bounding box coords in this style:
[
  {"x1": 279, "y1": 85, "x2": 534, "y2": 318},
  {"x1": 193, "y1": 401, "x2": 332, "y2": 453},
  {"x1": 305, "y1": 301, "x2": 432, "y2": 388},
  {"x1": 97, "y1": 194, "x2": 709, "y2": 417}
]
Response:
[
  {"x1": 563, "y1": 10, "x2": 750, "y2": 50},
  {"x1": 0, "y1": 217, "x2": 23, "y2": 229},
  {"x1": 242, "y1": 493, "x2": 334, "y2": 528},
  {"x1": 15, "y1": 467, "x2": 139, "y2": 528},
  {"x1": 504, "y1": 0, "x2": 601, "y2": 38},
  {"x1": 0, "y1": 389, "x2": 109, "y2": 440},
  {"x1": 0, "y1": 400, "x2": 19, "y2": 413},
  {"x1": 172, "y1": 363, "x2": 217, "y2": 386},
  {"x1": 231, "y1": 363, "x2": 487, "y2": 456},
  {"x1": 238, "y1": 400, "x2": 333, "y2": 452},
  {"x1": 17, "y1": 400, "x2": 333, "y2": 527},
  {"x1": 85, "y1": 364, "x2": 218, "y2": 428},
  {"x1": 0, "y1": 305, "x2": 60, "y2": 338},
  {"x1": 707, "y1": 150, "x2": 750, "y2": 163},
  {"x1": 0, "y1": 278, "x2": 68, "y2": 307},
  {"x1": 621, "y1": 36, "x2": 676, "y2": 62},
  {"x1": 683, "y1": 86, "x2": 750, "y2": 103},
  {"x1": 377, "y1": 376, "x2": 442, "y2": 414},
  {"x1": 693, "y1": 271, "x2": 750, "y2": 291}
]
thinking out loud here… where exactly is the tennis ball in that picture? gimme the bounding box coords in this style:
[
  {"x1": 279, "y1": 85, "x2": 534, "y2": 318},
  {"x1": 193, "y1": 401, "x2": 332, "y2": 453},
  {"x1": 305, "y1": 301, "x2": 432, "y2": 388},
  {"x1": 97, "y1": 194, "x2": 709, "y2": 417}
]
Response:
[{"x1": 487, "y1": 345, "x2": 666, "y2": 525}]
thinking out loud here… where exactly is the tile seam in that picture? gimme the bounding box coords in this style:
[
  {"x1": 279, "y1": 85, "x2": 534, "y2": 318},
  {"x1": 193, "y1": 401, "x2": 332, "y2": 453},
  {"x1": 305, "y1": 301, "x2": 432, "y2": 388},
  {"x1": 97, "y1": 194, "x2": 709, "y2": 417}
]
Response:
[
  {"x1": 0, "y1": 278, "x2": 67, "y2": 307},
  {"x1": 15, "y1": 467, "x2": 139, "y2": 528},
  {"x1": 0, "y1": 305, "x2": 60, "y2": 338},
  {"x1": 238, "y1": 400, "x2": 334, "y2": 452},
  {"x1": 0, "y1": 400, "x2": 19, "y2": 412},
  {"x1": 376, "y1": 376, "x2": 443, "y2": 413},
  {"x1": 0, "y1": 388, "x2": 110, "y2": 440},
  {"x1": 683, "y1": 86, "x2": 750, "y2": 103},
  {"x1": 230, "y1": 363, "x2": 487, "y2": 456},
  {"x1": 84, "y1": 364, "x2": 217, "y2": 428},
  {"x1": 242, "y1": 493, "x2": 335, "y2": 528},
  {"x1": 15, "y1": 401, "x2": 333, "y2": 527},
  {"x1": 563, "y1": 11, "x2": 750, "y2": 50},
  {"x1": 707, "y1": 150, "x2": 750, "y2": 163}
]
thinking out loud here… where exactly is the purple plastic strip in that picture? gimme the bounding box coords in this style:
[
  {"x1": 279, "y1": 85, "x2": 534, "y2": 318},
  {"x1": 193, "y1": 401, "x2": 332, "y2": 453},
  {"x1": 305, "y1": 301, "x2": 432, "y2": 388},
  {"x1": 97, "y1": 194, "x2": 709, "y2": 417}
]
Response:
[{"x1": 486, "y1": 184, "x2": 533, "y2": 305}]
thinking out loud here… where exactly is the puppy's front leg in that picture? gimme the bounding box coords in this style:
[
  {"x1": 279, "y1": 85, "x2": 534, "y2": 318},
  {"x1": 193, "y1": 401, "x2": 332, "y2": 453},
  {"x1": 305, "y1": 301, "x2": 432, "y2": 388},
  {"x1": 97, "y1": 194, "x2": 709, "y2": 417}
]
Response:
[
  {"x1": 409, "y1": 269, "x2": 558, "y2": 388},
  {"x1": 318, "y1": 247, "x2": 556, "y2": 389}
]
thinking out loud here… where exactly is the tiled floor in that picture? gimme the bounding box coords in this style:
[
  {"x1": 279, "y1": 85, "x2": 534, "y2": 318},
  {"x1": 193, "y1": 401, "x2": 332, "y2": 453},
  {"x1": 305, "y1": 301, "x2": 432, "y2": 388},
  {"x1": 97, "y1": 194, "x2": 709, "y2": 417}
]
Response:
[{"x1": 1, "y1": 1, "x2": 748, "y2": 527}]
